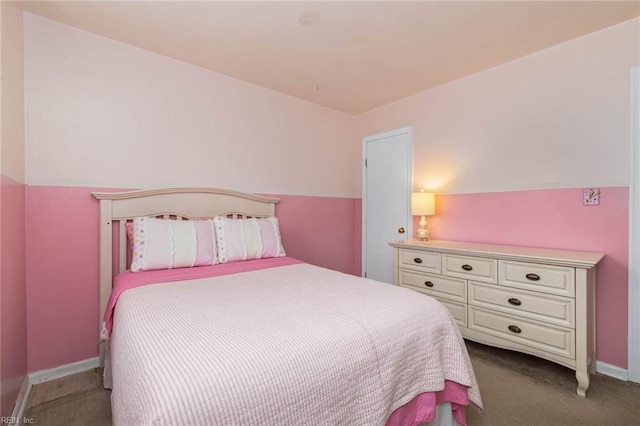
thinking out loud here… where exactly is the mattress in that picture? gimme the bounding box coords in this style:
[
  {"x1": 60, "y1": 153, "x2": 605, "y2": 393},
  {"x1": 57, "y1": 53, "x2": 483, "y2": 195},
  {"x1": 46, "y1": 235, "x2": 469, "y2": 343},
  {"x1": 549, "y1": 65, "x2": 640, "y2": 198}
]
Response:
[{"x1": 104, "y1": 259, "x2": 482, "y2": 425}]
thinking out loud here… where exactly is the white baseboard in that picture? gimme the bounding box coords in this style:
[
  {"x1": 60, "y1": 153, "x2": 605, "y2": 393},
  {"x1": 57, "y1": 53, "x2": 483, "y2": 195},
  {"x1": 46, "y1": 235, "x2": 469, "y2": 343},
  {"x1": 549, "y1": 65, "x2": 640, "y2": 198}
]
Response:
[
  {"x1": 9, "y1": 357, "x2": 99, "y2": 424},
  {"x1": 10, "y1": 376, "x2": 31, "y2": 423},
  {"x1": 28, "y1": 356, "x2": 99, "y2": 385},
  {"x1": 596, "y1": 360, "x2": 629, "y2": 381}
]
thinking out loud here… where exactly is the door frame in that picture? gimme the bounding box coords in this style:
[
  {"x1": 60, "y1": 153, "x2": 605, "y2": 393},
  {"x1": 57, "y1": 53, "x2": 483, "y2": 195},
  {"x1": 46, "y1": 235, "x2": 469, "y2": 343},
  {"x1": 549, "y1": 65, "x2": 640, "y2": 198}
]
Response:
[
  {"x1": 361, "y1": 126, "x2": 413, "y2": 277},
  {"x1": 629, "y1": 66, "x2": 640, "y2": 383}
]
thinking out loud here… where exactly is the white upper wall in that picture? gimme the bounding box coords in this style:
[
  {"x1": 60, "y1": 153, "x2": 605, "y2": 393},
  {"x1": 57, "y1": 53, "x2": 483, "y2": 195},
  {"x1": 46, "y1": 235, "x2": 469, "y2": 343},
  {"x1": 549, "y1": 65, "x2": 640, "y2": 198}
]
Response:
[
  {"x1": 23, "y1": 13, "x2": 357, "y2": 197},
  {"x1": 23, "y1": 13, "x2": 640, "y2": 197},
  {"x1": 355, "y1": 18, "x2": 640, "y2": 194},
  {"x1": 1, "y1": 2, "x2": 25, "y2": 183}
]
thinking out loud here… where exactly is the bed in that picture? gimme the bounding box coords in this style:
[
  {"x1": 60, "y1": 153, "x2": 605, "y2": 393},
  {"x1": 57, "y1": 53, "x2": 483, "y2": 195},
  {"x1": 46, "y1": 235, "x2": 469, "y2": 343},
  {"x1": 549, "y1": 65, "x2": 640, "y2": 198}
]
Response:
[{"x1": 92, "y1": 187, "x2": 482, "y2": 426}]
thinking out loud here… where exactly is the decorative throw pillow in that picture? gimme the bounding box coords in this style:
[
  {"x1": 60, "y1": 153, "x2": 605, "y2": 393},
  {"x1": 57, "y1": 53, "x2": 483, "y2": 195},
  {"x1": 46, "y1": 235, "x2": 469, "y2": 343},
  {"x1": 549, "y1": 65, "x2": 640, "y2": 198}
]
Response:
[
  {"x1": 130, "y1": 217, "x2": 217, "y2": 272},
  {"x1": 214, "y1": 216, "x2": 286, "y2": 263}
]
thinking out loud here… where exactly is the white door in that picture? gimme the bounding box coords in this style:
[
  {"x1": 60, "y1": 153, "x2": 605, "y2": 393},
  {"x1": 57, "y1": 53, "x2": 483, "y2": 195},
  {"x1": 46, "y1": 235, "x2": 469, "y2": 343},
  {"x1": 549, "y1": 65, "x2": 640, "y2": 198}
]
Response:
[{"x1": 362, "y1": 127, "x2": 412, "y2": 284}]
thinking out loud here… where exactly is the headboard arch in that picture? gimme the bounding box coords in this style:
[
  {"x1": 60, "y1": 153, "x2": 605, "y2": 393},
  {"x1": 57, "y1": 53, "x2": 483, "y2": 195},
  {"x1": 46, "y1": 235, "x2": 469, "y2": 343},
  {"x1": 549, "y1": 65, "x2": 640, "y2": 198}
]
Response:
[
  {"x1": 92, "y1": 187, "x2": 280, "y2": 364},
  {"x1": 92, "y1": 187, "x2": 279, "y2": 218}
]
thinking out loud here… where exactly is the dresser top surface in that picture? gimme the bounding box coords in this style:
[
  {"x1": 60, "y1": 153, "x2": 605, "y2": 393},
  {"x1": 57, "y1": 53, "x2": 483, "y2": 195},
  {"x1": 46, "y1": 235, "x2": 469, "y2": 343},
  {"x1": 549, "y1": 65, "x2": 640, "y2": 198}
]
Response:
[{"x1": 389, "y1": 239, "x2": 604, "y2": 268}]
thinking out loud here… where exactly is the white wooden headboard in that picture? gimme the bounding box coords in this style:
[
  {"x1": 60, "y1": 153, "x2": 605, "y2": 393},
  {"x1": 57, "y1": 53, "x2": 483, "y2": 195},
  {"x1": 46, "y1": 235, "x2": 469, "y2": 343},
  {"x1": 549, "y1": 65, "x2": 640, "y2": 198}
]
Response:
[{"x1": 91, "y1": 187, "x2": 279, "y2": 363}]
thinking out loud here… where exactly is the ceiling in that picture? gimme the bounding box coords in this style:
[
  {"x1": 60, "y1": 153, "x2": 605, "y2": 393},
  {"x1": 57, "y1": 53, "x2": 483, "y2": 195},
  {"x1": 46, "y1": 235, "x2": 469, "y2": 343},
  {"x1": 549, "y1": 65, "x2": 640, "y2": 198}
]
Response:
[{"x1": 20, "y1": 1, "x2": 640, "y2": 115}]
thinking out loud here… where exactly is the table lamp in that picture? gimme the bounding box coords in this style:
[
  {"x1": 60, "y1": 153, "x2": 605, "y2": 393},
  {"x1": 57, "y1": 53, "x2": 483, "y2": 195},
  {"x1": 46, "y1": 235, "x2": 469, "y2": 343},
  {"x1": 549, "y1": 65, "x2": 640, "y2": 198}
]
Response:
[{"x1": 411, "y1": 191, "x2": 435, "y2": 241}]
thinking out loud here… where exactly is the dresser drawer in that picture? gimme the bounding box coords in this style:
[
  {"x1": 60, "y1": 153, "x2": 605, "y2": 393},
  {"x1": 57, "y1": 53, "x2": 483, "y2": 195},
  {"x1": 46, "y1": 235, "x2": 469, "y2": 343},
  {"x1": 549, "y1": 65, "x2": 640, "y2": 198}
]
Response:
[
  {"x1": 400, "y1": 284, "x2": 467, "y2": 328},
  {"x1": 499, "y1": 260, "x2": 575, "y2": 297},
  {"x1": 442, "y1": 254, "x2": 497, "y2": 284},
  {"x1": 399, "y1": 270, "x2": 467, "y2": 303},
  {"x1": 468, "y1": 307, "x2": 575, "y2": 359},
  {"x1": 469, "y1": 282, "x2": 575, "y2": 328},
  {"x1": 399, "y1": 249, "x2": 441, "y2": 274},
  {"x1": 438, "y1": 299, "x2": 467, "y2": 328}
]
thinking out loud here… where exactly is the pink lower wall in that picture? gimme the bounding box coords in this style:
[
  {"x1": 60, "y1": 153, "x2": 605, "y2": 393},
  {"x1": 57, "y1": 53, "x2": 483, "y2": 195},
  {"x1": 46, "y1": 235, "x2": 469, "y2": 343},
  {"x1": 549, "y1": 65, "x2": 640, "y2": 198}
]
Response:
[
  {"x1": 26, "y1": 186, "x2": 102, "y2": 371},
  {"x1": 266, "y1": 194, "x2": 358, "y2": 275},
  {"x1": 24, "y1": 185, "x2": 630, "y2": 371},
  {"x1": 420, "y1": 187, "x2": 629, "y2": 368},
  {"x1": 1, "y1": 175, "x2": 27, "y2": 417},
  {"x1": 25, "y1": 185, "x2": 358, "y2": 372}
]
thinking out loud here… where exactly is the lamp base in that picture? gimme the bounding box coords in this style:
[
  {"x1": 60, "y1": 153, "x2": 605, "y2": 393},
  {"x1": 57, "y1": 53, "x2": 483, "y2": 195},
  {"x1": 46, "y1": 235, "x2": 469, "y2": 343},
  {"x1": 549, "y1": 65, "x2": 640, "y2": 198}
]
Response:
[
  {"x1": 416, "y1": 216, "x2": 430, "y2": 241},
  {"x1": 416, "y1": 228, "x2": 430, "y2": 241}
]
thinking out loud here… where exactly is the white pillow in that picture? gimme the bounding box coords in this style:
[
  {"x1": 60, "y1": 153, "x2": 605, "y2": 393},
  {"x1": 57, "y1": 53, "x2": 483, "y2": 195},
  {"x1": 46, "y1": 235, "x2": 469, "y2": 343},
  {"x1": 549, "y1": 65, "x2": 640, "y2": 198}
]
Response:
[
  {"x1": 214, "y1": 216, "x2": 286, "y2": 263},
  {"x1": 130, "y1": 217, "x2": 217, "y2": 272}
]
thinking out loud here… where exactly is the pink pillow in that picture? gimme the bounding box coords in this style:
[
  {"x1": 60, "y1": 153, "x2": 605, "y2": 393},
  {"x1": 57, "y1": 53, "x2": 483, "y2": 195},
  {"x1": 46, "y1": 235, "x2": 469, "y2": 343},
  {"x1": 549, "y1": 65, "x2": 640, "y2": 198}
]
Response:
[
  {"x1": 130, "y1": 217, "x2": 217, "y2": 272},
  {"x1": 214, "y1": 216, "x2": 286, "y2": 264}
]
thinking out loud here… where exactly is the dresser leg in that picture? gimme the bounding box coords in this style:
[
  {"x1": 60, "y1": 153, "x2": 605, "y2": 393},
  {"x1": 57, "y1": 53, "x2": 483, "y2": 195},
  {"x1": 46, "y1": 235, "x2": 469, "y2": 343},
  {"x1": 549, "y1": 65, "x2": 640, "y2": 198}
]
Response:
[{"x1": 576, "y1": 369, "x2": 589, "y2": 397}]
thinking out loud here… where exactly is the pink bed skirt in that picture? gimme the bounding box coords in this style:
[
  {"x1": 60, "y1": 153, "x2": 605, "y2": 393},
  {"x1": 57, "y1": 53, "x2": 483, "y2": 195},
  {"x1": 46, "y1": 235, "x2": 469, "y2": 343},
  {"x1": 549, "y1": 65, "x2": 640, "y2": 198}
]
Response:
[{"x1": 386, "y1": 380, "x2": 470, "y2": 426}]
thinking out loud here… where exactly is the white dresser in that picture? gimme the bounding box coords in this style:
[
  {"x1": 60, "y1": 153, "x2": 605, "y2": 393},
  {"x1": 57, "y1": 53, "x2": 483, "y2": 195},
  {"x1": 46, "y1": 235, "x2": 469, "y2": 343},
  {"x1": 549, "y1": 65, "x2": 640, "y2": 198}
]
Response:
[{"x1": 389, "y1": 239, "x2": 604, "y2": 397}]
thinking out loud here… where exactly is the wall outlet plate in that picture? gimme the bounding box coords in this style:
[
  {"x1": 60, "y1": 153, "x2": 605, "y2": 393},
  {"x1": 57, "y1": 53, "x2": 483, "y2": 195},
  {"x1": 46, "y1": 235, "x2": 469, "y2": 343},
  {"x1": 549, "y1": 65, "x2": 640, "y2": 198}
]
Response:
[{"x1": 583, "y1": 188, "x2": 600, "y2": 206}]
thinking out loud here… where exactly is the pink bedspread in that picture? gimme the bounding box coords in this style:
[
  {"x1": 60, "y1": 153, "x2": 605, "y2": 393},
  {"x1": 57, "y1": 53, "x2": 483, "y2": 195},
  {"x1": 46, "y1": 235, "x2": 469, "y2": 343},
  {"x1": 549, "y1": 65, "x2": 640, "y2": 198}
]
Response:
[{"x1": 104, "y1": 260, "x2": 482, "y2": 425}]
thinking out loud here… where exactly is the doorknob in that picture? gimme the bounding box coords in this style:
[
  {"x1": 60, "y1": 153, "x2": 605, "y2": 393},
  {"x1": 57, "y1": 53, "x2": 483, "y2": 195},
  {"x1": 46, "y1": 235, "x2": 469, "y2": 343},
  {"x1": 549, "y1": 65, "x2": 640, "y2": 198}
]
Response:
[{"x1": 398, "y1": 227, "x2": 405, "y2": 234}]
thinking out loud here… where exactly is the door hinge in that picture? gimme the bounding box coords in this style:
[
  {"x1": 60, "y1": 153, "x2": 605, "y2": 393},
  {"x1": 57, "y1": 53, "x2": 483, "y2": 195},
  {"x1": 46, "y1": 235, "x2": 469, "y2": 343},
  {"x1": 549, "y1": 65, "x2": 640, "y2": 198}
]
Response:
[
  {"x1": 364, "y1": 271, "x2": 367, "y2": 278},
  {"x1": 365, "y1": 158, "x2": 368, "y2": 167}
]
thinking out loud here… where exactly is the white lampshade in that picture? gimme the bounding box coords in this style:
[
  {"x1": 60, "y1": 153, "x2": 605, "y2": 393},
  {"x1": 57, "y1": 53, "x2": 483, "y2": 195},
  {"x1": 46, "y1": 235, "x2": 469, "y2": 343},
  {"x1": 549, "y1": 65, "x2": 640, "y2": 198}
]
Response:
[{"x1": 411, "y1": 192, "x2": 435, "y2": 216}]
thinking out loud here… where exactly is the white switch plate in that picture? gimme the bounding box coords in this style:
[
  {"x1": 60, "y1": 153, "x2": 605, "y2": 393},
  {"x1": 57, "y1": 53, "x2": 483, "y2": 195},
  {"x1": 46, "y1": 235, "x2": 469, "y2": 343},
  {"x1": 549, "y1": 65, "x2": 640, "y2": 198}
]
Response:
[{"x1": 583, "y1": 188, "x2": 600, "y2": 206}]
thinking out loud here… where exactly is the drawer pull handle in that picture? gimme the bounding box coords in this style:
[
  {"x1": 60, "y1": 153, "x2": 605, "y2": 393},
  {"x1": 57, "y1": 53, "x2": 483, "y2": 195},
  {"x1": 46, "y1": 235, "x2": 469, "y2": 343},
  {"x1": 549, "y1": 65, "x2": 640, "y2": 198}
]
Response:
[
  {"x1": 424, "y1": 281, "x2": 434, "y2": 287},
  {"x1": 414, "y1": 258, "x2": 423, "y2": 264},
  {"x1": 508, "y1": 298, "x2": 522, "y2": 306},
  {"x1": 461, "y1": 264, "x2": 473, "y2": 271},
  {"x1": 508, "y1": 325, "x2": 522, "y2": 334},
  {"x1": 525, "y1": 273, "x2": 540, "y2": 281}
]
